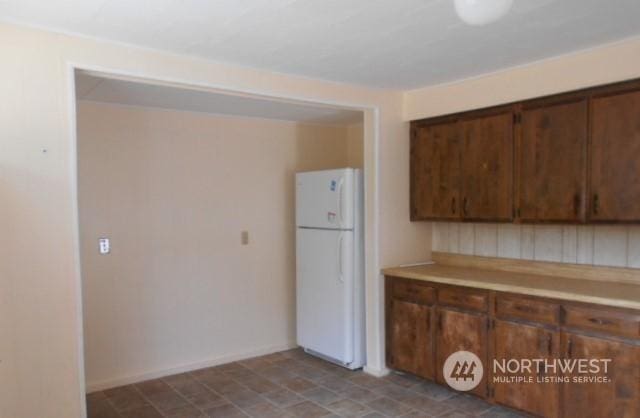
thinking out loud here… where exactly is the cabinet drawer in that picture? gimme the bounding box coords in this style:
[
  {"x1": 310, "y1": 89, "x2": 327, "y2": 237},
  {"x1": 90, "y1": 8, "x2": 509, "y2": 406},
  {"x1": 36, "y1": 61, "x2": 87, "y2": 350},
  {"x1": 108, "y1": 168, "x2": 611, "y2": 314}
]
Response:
[
  {"x1": 562, "y1": 305, "x2": 640, "y2": 339},
  {"x1": 496, "y1": 295, "x2": 560, "y2": 325},
  {"x1": 392, "y1": 280, "x2": 435, "y2": 305},
  {"x1": 438, "y1": 288, "x2": 488, "y2": 312}
]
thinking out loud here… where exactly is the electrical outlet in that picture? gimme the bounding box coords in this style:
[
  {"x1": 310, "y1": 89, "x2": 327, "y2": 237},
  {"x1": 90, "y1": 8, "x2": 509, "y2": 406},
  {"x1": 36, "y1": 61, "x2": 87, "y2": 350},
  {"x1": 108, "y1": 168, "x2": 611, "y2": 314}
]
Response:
[{"x1": 241, "y1": 231, "x2": 249, "y2": 245}]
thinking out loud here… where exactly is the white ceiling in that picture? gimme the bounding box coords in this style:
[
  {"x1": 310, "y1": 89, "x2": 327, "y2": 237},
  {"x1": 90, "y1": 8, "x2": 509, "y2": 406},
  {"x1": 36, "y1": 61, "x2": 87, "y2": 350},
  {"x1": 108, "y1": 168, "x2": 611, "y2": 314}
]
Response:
[
  {"x1": 75, "y1": 73, "x2": 363, "y2": 125},
  {"x1": 4, "y1": 0, "x2": 640, "y2": 89}
]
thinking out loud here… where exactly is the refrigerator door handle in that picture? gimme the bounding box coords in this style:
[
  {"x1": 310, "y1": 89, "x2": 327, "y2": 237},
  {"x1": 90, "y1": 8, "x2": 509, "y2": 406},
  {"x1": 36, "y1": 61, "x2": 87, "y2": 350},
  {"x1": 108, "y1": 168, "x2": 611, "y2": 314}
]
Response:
[
  {"x1": 338, "y1": 232, "x2": 344, "y2": 282},
  {"x1": 337, "y1": 177, "x2": 345, "y2": 226}
]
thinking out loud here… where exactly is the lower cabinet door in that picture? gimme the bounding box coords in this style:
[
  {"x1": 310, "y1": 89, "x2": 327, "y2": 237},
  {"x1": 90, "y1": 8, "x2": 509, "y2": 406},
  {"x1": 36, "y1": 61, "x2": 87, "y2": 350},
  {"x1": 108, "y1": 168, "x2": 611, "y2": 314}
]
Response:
[
  {"x1": 436, "y1": 308, "x2": 487, "y2": 397},
  {"x1": 493, "y1": 320, "x2": 560, "y2": 418},
  {"x1": 389, "y1": 299, "x2": 434, "y2": 379},
  {"x1": 562, "y1": 332, "x2": 640, "y2": 418}
]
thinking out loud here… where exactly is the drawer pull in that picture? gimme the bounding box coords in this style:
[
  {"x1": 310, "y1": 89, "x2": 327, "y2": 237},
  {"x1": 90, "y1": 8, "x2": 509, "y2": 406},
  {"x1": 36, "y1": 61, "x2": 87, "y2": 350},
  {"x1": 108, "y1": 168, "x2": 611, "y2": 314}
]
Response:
[
  {"x1": 547, "y1": 334, "x2": 552, "y2": 355},
  {"x1": 588, "y1": 317, "x2": 611, "y2": 326},
  {"x1": 515, "y1": 305, "x2": 535, "y2": 313}
]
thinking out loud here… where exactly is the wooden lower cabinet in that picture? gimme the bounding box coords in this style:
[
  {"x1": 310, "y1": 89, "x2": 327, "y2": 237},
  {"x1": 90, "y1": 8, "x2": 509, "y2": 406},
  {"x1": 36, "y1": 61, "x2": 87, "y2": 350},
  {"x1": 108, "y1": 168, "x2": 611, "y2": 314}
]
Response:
[
  {"x1": 387, "y1": 299, "x2": 435, "y2": 379},
  {"x1": 493, "y1": 320, "x2": 560, "y2": 418},
  {"x1": 436, "y1": 308, "x2": 487, "y2": 397},
  {"x1": 385, "y1": 276, "x2": 640, "y2": 418},
  {"x1": 561, "y1": 332, "x2": 640, "y2": 418}
]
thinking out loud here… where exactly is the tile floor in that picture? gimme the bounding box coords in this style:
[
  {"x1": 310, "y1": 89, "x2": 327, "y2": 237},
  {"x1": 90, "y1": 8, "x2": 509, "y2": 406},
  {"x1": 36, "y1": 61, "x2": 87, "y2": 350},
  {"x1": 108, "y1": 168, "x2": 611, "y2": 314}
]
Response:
[{"x1": 87, "y1": 348, "x2": 526, "y2": 418}]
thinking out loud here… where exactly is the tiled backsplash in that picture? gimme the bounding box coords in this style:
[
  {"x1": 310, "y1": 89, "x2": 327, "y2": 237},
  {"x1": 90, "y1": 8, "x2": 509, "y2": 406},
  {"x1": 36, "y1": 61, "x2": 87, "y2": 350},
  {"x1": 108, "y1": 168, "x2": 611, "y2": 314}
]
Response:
[{"x1": 432, "y1": 223, "x2": 640, "y2": 268}]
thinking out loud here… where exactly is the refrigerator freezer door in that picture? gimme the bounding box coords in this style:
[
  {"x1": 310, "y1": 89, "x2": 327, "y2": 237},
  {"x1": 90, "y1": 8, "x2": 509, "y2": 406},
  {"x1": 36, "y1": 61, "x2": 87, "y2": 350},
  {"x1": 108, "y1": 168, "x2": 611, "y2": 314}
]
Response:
[
  {"x1": 296, "y1": 169, "x2": 354, "y2": 230},
  {"x1": 296, "y1": 228, "x2": 354, "y2": 364}
]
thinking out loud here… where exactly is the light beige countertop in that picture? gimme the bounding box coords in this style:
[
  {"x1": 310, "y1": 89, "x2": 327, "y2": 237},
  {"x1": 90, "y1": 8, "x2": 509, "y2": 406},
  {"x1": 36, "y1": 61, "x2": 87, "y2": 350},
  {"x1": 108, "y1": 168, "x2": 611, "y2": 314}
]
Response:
[{"x1": 382, "y1": 254, "x2": 640, "y2": 310}]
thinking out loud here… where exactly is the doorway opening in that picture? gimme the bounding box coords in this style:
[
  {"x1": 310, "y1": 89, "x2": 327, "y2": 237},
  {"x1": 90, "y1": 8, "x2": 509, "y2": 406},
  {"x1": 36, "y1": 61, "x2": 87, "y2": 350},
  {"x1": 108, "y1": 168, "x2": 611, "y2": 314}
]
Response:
[{"x1": 71, "y1": 69, "x2": 370, "y2": 416}]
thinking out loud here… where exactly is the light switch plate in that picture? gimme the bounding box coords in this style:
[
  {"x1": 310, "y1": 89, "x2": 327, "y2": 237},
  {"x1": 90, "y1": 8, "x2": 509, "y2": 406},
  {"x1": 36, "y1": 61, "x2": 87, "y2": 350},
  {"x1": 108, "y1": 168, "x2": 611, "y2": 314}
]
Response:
[{"x1": 99, "y1": 238, "x2": 110, "y2": 254}]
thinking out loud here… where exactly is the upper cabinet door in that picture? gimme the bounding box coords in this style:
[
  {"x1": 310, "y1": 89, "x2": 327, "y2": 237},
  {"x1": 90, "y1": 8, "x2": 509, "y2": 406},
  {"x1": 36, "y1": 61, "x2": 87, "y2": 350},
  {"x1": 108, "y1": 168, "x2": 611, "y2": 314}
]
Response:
[
  {"x1": 410, "y1": 121, "x2": 461, "y2": 221},
  {"x1": 460, "y1": 111, "x2": 514, "y2": 221},
  {"x1": 590, "y1": 89, "x2": 640, "y2": 222},
  {"x1": 518, "y1": 99, "x2": 588, "y2": 222}
]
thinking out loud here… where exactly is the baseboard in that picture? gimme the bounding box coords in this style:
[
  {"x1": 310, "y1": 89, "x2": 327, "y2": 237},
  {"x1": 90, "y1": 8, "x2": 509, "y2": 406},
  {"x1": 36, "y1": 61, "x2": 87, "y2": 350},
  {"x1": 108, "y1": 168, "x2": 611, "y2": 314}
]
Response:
[
  {"x1": 363, "y1": 365, "x2": 390, "y2": 377},
  {"x1": 86, "y1": 341, "x2": 297, "y2": 393}
]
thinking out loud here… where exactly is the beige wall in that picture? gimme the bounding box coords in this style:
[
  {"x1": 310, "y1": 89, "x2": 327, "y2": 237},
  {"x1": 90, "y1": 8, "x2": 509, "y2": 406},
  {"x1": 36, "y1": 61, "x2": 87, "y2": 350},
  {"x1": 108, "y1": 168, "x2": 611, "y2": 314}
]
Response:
[
  {"x1": 404, "y1": 37, "x2": 640, "y2": 121},
  {"x1": 77, "y1": 101, "x2": 356, "y2": 390},
  {"x1": 346, "y1": 123, "x2": 365, "y2": 169},
  {"x1": 404, "y1": 37, "x2": 640, "y2": 269},
  {"x1": 11, "y1": 19, "x2": 640, "y2": 418},
  {"x1": 1, "y1": 22, "x2": 431, "y2": 418}
]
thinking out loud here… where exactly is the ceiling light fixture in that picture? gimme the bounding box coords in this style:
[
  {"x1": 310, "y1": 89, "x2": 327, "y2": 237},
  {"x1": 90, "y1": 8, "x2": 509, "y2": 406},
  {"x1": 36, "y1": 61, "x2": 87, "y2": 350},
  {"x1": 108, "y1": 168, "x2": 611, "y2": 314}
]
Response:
[{"x1": 454, "y1": 0, "x2": 514, "y2": 25}]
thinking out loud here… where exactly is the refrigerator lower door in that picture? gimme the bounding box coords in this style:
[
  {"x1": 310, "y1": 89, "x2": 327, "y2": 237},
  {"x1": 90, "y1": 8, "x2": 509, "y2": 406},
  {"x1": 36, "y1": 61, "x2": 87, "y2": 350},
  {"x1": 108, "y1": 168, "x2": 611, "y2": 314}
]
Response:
[{"x1": 296, "y1": 228, "x2": 354, "y2": 364}]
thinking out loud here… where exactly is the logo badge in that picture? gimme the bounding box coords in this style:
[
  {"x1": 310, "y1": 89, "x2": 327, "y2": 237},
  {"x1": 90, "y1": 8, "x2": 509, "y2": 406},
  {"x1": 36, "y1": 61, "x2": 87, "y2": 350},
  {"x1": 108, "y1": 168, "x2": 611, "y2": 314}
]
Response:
[{"x1": 443, "y1": 351, "x2": 483, "y2": 391}]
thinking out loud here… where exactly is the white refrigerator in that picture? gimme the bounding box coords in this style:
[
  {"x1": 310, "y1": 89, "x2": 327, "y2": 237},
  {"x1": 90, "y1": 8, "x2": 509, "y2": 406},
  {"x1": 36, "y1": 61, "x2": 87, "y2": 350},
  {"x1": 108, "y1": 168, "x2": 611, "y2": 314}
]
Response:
[{"x1": 295, "y1": 168, "x2": 365, "y2": 369}]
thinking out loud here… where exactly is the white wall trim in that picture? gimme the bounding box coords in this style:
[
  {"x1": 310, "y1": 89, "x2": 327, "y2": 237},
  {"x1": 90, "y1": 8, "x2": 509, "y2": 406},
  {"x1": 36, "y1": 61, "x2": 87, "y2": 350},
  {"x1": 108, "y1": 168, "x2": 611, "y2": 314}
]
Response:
[
  {"x1": 86, "y1": 342, "x2": 297, "y2": 393},
  {"x1": 363, "y1": 365, "x2": 390, "y2": 378},
  {"x1": 67, "y1": 62, "x2": 88, "y2": 418}
]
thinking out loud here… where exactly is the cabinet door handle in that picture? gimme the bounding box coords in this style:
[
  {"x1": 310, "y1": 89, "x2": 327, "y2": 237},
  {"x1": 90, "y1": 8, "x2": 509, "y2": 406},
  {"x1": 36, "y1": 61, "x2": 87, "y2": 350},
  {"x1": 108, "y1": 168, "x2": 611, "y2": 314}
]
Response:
[
  {"x1": 573, "y1": 193, "x2": 581, "y2": 216},
  {"x1": 547, "y1": 334, "x2": 552, "y2": 356},
  {"x1": 462, "y1": 197, "x2": 468, "y2": 217},
  {"x1": 337, "y1": 233, "x2": 344, "y2": 283},
  {"x1": 593, "y1": 194, "x2": 599, "y2": 215},
  {"x1": 566, "y1": 337, "x2": 572, "y2": 358},
  {"x1": 451, "y1": 197, "x2": 456, "y2": 215},
  {"x1": 438, "y1": 312, "x2": 443, "y2": 332}
]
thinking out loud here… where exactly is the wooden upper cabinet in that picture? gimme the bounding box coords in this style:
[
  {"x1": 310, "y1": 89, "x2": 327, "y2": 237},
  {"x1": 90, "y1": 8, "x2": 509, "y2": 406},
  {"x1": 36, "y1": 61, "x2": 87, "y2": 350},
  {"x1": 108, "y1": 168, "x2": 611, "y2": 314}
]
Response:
[
  {"x1": 410, "y1": 78, "x2": 640, "y2": 224},
  {"x1": 460, "y1": 111, "x2": 514, "y2": 221},
  {"x1": 410, "y1": 121, "x2": 461, "y2": 220},
  {"x1": 590, "y1": 88, "x2": 640, "y2": 222},
  {"x1": 518, "y1": 99, "x2": 588, "y2": 222}
]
